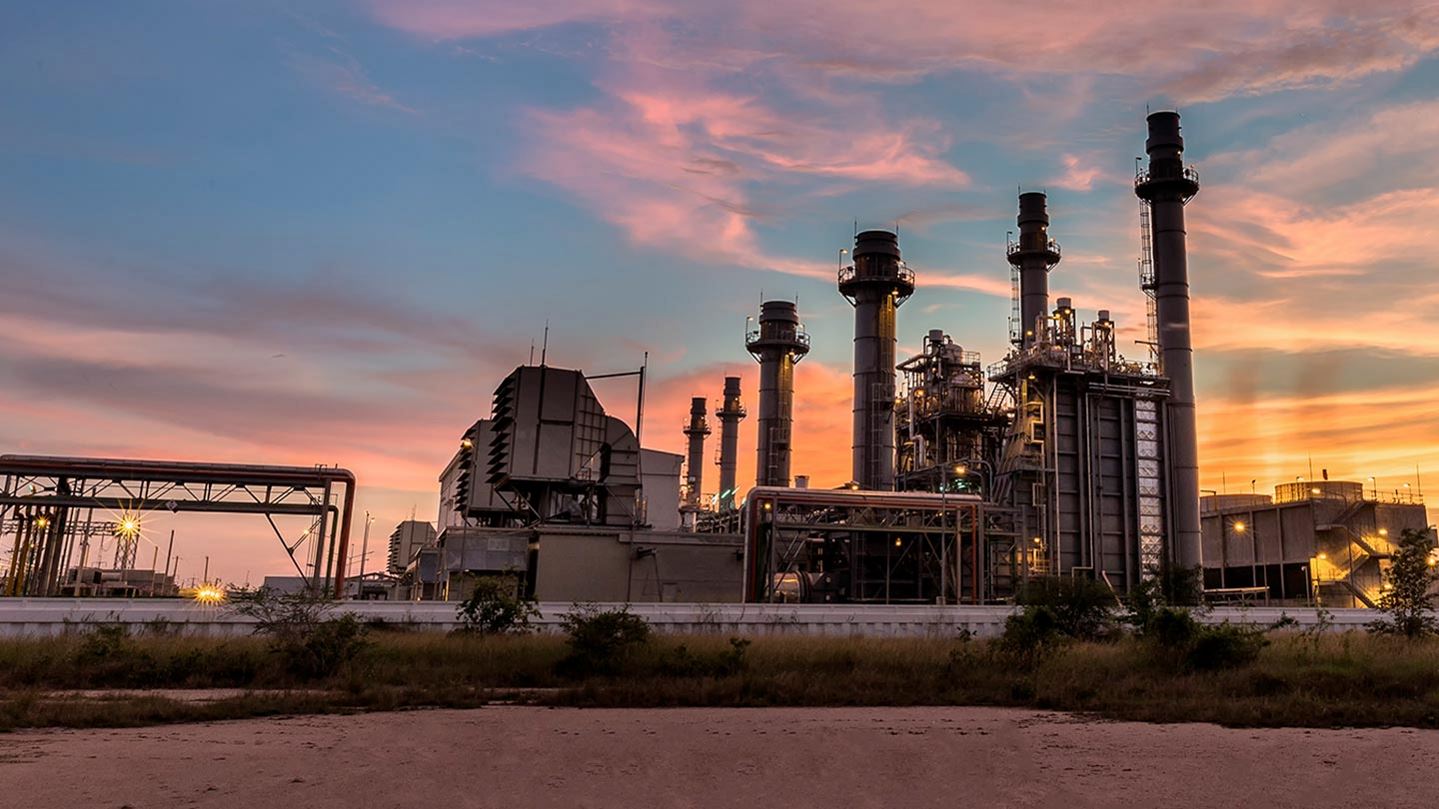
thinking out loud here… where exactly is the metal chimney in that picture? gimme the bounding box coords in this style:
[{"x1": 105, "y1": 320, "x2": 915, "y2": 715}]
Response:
[
  {"x1": 839, "y1": 230, "x2": 914, "y2": 490},
  {"x1": 1135, "y1": 110, "x2": 1202, "y2": 570},
  {"x1": 682, "y1": 396, "x2": 710, "y2": 509},
  {"x1": 746, "y1": 300, "x2": 810, "y2": 488},
  {"x1": 1007, "y1": 192, "x2": 1062, "y2": 347},
  {"x1": 715, "y1": 376, "x2": 745, "y2": 510}
]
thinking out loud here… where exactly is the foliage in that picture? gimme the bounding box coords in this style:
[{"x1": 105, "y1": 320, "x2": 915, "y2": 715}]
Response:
[
  {"x1": 230, "y1": 588, "x2": 369, "y2": 680},
  {"x1": 1369, "y1": 529, "x2": 1439, "y2": 639},
  {"x1": 456, "y1": 576, "x2": 539, "y2": 635},
  {"x1": 557, "y1": 603, "x2": 652, "y2": 675},
  {"x1": 1015, "y1": 575, "x2": 1120, "y2": 641}
]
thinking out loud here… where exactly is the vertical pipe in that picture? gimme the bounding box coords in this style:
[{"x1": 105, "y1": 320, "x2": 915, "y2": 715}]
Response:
[
  {"x1": 839, "y1": 230, "x2": 913, "y2": 490},
  {"x1": 716, "y1": 377, "x2": 745, "y2": 510},
  {"x1": 746, "y1": 301, "x2": 809, "y2": 488},
  {"x1": 683, "y1": 397, "x2": 710, "y2": 508},
  {"x1": 1009, "y1": 193, "x2": 1062, "y2": 347},
  {"x1": 1136, "y1": 111, "x2": 1202, "y2": 571}
]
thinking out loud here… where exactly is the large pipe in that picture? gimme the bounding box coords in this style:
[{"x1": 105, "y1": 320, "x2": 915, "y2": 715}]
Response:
[
  {"x1": 683, "y1": 397, "x2": 710, "y2": 508},
  {"x1": 1008, "y1": 192, "x2": 1062, "y2": 347},
  {"x1": 715, "y1": 376, "x2": 745, "y2": 510},
  {"x1": 839, "y1": 230, "x2": 914, "y2": 490},
  {"x1": 1135, "y1": 110, "x2": 1202, "y2": 571},
  {"x1": 746, "y1": 301, "x2": 810, "y2": 488}
]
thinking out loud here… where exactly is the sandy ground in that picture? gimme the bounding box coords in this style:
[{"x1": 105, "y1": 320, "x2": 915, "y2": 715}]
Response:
[{"x1": 2, "y1": 707, "x2": 1437, "y2": 809}]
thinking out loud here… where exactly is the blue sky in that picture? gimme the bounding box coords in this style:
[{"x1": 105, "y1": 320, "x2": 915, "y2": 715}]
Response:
[{"x1": 3, "y1": 1, "x2": 1438, "y2": 580}]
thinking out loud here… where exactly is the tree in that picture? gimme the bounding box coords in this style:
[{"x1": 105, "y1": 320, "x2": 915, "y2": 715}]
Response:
[
  {"x1": 1369, "y1": 528, "x2": 1439, "y2": 638},
  {"x1": 456, "y1": 575, "x2": 538, "y2": 635}
]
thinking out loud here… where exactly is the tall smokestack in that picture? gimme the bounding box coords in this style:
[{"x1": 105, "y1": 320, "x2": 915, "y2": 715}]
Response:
[
  {"x1": 839, "y1": 230, "x2": 914, "y2": 490},
  {"x1": 1135, "y1": 110, "x2": 1202, "y2": 570},
  {"x1": 682, "y1": 396, "x2": 710, "y2": 508},
  {"x1": 715, "y1": 376, "x2": 745, "y2": 510},
  {"x1": 1008, "y1": 192, "x2": 1062, "y2": 346},
  {"x1": 746, "y1": 300, "x2": 810, "y2": 487}
]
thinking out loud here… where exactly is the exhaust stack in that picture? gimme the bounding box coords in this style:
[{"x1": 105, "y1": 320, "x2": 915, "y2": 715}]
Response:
[
  {"x1": 682, "y1": 397, "x2": 710, "y2": 509},
  {"x1": 746, "y1": 301, "x2": 810, "y2": 488},
  {"x1": 1135, "y1": 110, "x2": 1202, "y2": 570},
  {"x1": 715, "y1": 376, "x2": 745, "y2": 510},
  {"x1": 1007, "y1": 192, "x2": 1062, "y2": 346},
  {"x1": 839, "y1": 230, "x2": 914, "y2": 490}
]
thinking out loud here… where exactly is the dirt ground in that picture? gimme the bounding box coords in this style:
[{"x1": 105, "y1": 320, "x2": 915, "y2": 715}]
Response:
[{"x1": 2, "y1": 706, "x2": 1436, "y2": 809}]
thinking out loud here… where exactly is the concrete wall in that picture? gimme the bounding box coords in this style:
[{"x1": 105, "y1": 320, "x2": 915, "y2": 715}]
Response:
[
  {"x1": 534, "y1": 529, "x2": 743, "y2": 603},
  {"x1": 0, "y1": 599, "x2": 1379, "y2": 639}
]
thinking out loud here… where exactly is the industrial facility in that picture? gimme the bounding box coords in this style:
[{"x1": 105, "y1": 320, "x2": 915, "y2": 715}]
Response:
[{"x1": 2, "y1": 112, "x2": 1431, "y2": 608}]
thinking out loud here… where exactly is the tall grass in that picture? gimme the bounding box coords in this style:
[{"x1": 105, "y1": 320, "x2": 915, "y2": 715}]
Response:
[{"x1": 4, "y1": 628, "x2": 1439, "y2": 730}]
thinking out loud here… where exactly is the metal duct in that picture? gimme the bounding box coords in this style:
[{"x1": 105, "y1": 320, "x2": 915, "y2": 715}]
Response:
[
  {"x1": 1135, "y1": 110, "x2": 1202, "y2": 570},
  {"x1": 746, "y1": 301, "x2": 810, "y2": 488},
  {"x1": 1007, "y1": 192, "x2": 1062, "y2": 347},
  {"x1": 715, "y1": 376, "x2": 745, "y2": 510},
  {"x1": 683, "y1": 396, "x2": 710, "y2": 508},
  {"x1": 839, "y1": 230, "x2": 914, "y2": 490}
]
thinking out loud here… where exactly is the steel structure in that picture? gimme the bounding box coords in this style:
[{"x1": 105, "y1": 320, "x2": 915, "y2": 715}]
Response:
[
  {"x1": 682, "y1": 397, "x2": 711, "y2": 511},
  {"x1": 743, "y1": 487, "x2": 983, "y2": 604},
  {"x1": 746, "y1": 301, "x2": 810, "y2": 488},
  {"x1": 0, "y1": 456, "x2": 355, "y2": 597},
  {"x1": 1008, "y1": 192, "x2": 1063, "y2": 348},
  {"x1": 896, "y1": 329, "x2": 1006, "y2": 493},
  {"x1": 714, "y1": 376, "x2": 745, "y2": 511},
  {"x1": 839, "y1": 229, "x2": 914, "y2": 490},
  {"x1": 1134, "y1": 110, "x2": 1202, "y2": 570}
]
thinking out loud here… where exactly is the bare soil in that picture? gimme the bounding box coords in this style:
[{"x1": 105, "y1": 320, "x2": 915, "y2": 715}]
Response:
[{"x1": 1, "y1": 706, "x2": 1435, "y2": 809}]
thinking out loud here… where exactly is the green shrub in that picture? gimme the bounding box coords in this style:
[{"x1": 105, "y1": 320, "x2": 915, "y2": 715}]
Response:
[
  {"x1": 999, "y1": 606, "x2": 1063, "y2": 662},
  {"x1": 557, "y1": 604, "x2": 651, "y2": 676},
  {"x1": 1369, "y1": 529, "x2": 1439, "y2": 638},
  {"x1": 1016, "y1": 576, "x2": 1119, "y2": 641},
  {"x1": 456, "y1": 576, "x2": 539, "y2": 635},
  {"x1": 657, "y1": 638, "x2": 750, "y2": 678},
  {"x1": 1141, "y1": 606, "x2": 1267, "y2": 671},
  {"x1": 231, "y1": 588, "x2": 369, "y2": 680}
]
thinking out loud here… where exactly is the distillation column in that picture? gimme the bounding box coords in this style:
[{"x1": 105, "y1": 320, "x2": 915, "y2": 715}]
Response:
[
  {"x1": 746, "y1": 301, "x2": 810, "y2": 488},
  {"x1": 1135, "y1": 110, "x2": 1202, "y2": 570},
  {"x1": 839, "y1": 230, "x2": 915, "y2": 490},
  {"x1": 682, "y1": 397, "x2": 710, "y2": 508},
  {"x1": 1007, "y1": 192, "x2": 1063, "y2": 347},
  {"x1": 715, "y1": 376, "x2": 745, "y2": 510}
]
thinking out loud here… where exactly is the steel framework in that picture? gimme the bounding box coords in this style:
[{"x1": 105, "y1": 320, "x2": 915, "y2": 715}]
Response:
[{"x1": 0, "y1": 456, "x2": 355, "y2": 597}]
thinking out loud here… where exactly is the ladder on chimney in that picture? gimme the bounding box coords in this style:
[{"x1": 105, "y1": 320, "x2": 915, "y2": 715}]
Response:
[
  {"x1": 1137, "y1": 201, "x2": 1158, "y2": 364},
  {"x1": 1008, "y1": 258, "x2": 1021, "y2": 345}
]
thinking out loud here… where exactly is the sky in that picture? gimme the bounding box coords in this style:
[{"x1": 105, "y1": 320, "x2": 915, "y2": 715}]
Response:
[{"x1": 3, "y1": 1, "x2": 1438, "y2": 581}]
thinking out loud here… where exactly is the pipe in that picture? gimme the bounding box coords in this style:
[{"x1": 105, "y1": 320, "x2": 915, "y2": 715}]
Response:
[
  {"x1": 747, "y1": 301, "x2": 810, "y2": 487},
  {"x1": 1135, "y1": 110, "x2": 1202, "y2": 571},
  {"x1": 1008, "y1": 192, "x2": 1062, "y2": 347},
  {"x1": 683, "y1": 397, "x2": 710, "y2": 507},
  {"x1": 839, "y1": 230, "x2": 914, "y2": 490},
  {"x1": 715, "y1": 376, "x2": 745, "y2": 510}
]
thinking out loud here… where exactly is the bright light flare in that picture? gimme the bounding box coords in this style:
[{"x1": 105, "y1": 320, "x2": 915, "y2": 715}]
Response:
[
  {"x1": 114, "y1": 511, "x2": 142, "y2": 539},
  {"x1": 192, "y1": 585, "x2": 226, "y2": 604}
]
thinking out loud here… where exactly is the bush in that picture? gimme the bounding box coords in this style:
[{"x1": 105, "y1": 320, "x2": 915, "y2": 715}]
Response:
[
  {"x1": 1141, "y1": 606, "x2": 1267, "y2": 671},
  {"x1": 231, "y1": 588, "x2": 369, "y2": 680},
  {"x1": 456, "y1": 576, "x2": 538, "y2": 635},
  {"x1": 998, "y1": 606, "x2": 1063, "y2": 662},
  {"x1": 658, "y1": 638, "x2": 751, "y2": 678},
  {"x1": 1369, "y1": 529, "x2": 1439, "y2": 639},
  {"x1": 557, "y1": 604, "x2": 651, "y2": 676},
  {"x1": 1016, "y1": 576, "x2": 1119, "y2": 641}
]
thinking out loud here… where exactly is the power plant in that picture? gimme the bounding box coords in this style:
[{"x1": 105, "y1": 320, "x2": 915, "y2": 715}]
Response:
[{"x1": 1, "y1": 112, "x2": 1430, "y2": 608}]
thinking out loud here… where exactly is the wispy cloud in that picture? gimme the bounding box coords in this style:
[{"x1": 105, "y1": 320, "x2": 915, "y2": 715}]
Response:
[{"x1": 288, "y1": 46, "x2": 416, "y2": 114}]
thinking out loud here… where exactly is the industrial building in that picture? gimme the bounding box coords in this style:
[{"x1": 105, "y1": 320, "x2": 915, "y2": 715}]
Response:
[
  {"x1": 1202, "y1": 481, "x2": 1431, "y2": 607},
  {"x1": 3, "y1": 111, "x2": 1428, "y2": 608}
]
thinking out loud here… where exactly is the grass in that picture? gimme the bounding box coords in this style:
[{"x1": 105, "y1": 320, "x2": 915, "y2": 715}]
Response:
[{"x1": 4, "y1": 626, "x2": 1439, "y2": 731}]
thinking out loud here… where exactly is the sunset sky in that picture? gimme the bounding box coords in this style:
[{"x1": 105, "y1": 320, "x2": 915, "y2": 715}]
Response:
[{"x1": 3, "y1": 2, "x2": 1438, "y2": 581}]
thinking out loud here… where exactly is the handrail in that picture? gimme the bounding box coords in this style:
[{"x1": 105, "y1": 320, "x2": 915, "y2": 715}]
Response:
[{"x1": 838, "y1": 263, "x2": 916, "y2": 287}]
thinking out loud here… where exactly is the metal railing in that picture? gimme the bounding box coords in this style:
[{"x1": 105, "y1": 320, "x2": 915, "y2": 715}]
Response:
[
  {"x1": 838, "y1": 262, "x2": 916, "y2": 287},
  {"x1": 1134, "y1": 164, "x2": 1200, "y2": 188},
  {"x1": 1005, "y1": 237, "x2": 1061, "y2": 259},
  {"x1": 744, "y1": 328, "x2": 810, "y2": 349}
]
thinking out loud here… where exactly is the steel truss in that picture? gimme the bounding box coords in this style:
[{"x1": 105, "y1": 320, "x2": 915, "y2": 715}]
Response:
[
  {"x1": 0, "y1": 456, "x2": 355, "y2": 598},
  {"x1": 744, "y1": 487, "x2": 984, "y2": 604}
]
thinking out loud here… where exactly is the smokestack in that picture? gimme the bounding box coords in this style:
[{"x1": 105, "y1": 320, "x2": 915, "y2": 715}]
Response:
[
  {"x1": 1135, "y1": 110, "x2": 1202, "y2": 570},
  {"x1": 1008, "y1": 192, "x2": 1062, "y2": 346},
  {"x1": 839, "y1": 230, "x2": 914, "y2": 490},
  {"x1": 746, "y1": 300, "x2": 810, "y2": 488},
  {"x1": 682, "y1": 397, "x2": 710, "y2": 508},
  {"x1": 715, "y1": 376, "x2": 745, "y2": 510}
]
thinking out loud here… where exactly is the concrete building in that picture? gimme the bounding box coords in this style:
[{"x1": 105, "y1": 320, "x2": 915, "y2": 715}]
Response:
[
  {"x1": 1202, "y1": 481, "x2": 1432, "y2": 607},
  {"x1": 387, "y1": 520, "x2": 436, "y2": 575}
]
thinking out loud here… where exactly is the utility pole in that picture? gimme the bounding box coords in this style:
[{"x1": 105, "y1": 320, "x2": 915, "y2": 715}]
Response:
[
  {"x1": 356, "y1": 511, "x2": 373, "y2": 599},
  {"x1": 202, "y1": 555, "x2": 209, "y2": 585}
]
